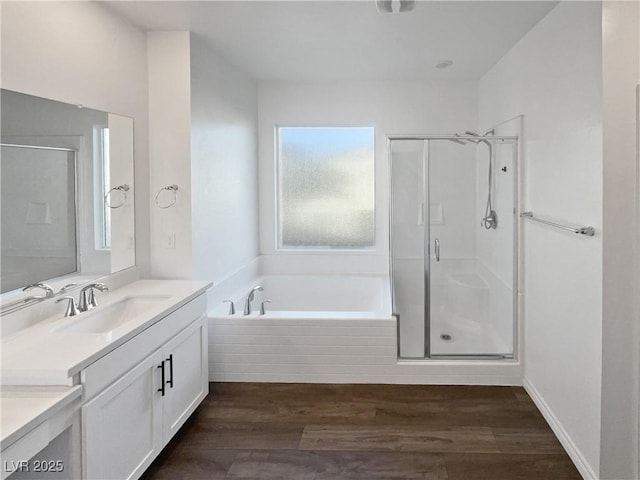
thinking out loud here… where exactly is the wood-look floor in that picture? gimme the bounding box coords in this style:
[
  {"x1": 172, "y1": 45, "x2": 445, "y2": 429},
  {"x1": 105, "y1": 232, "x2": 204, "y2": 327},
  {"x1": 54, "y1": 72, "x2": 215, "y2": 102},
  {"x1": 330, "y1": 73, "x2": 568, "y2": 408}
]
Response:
[{"x1": 141, "y1": 383, "x2": 581, "y2": 480}]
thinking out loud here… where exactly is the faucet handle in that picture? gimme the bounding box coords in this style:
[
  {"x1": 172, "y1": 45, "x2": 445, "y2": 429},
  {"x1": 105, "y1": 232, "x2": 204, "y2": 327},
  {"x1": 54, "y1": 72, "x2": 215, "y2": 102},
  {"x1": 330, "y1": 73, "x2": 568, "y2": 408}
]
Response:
[
  {"x1": 81, "y1": 283, "x2": 109, "y2": 293},
  {"x1": 57, "y1": 283, "x2": 77, "y2": 295},
  {"x1": 56, "y1": 296, "x2": 80, "y2": 317},
  {"x1": 92, "y1": 283, "x2": 109, "y2": 292},
  {"x1": 79, "y1": 283, "x2": 109, "y2": 311},
  {"x1": 23, "y1": 283, "x2": 55, "y2": 299},
  {"x1": 223, "y1": 300, "x2": 235, "y2": 315},
  {"x1": 260, "y1": 300, "x2": 272, "y2": 316}
]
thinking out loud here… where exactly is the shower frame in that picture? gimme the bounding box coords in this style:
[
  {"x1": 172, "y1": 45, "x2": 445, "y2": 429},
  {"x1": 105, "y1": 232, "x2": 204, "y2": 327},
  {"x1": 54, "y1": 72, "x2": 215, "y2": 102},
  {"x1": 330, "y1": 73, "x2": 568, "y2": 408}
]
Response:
[{"x1": 387, "y1": 134, "x2": 519, "y2": 360}]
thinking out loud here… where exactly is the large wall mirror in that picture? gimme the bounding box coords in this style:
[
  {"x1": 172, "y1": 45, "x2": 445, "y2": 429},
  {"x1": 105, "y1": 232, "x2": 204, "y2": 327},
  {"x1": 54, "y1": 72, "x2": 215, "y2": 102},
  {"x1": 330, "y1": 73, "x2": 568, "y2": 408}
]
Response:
[{"x1": 1, "y1": 89, "x2": 135, "y2": 301}]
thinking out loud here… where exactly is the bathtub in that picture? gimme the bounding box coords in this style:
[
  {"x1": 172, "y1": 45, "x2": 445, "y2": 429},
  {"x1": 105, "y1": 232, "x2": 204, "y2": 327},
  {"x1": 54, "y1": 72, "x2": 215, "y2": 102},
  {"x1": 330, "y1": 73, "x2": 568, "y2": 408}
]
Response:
[
  {"x1": 207, "y1": 271, "x2": 521, "y2": 384},
  {"x1": 210, "y1": 274, "x2": 392, "y2": 316},
  {"x1": 208, "y1": 274, "x2": 397, "y2": 382}
]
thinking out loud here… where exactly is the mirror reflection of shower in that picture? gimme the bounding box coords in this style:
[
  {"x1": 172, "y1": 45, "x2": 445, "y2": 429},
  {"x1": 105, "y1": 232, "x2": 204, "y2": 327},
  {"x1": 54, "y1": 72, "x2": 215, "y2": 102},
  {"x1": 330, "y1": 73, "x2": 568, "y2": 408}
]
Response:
[{"x1": 452, "y1": 130, "x2": 498, "y2": 229}]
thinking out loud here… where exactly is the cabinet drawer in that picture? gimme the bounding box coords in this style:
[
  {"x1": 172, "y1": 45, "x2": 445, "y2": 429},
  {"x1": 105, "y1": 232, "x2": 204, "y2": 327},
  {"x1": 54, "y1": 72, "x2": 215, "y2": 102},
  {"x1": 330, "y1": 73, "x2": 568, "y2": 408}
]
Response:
[{"x1": 81, "y1": 295, "x2": 206, "y2": 401}]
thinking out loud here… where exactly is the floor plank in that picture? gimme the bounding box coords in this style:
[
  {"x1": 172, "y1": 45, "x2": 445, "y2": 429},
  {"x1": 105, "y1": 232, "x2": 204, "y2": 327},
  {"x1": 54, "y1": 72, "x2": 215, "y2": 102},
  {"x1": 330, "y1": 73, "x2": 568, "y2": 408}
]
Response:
[
  {"x1": 141, "y1": 447, "x2": 238, "y2": 480},
  {"x1": 141, "y1": 383, "x2": 581, "y2": 480},
  {"x1": 493, "y1": 427, "x2": 567, "y2": 454},
  {"x1": 443, "y1": 453, "x2": 583, "y2": 480},
  {"x1": 372, "y1": 398, "x2": 548, "y2": 428},
  {"x1": 226, "y1": 450, "x2": 448, "y2": 480},
  {"x1": 178, "y1": 419, "x2": 304, "y2": 450},
  {"x1": 299, "y1": 425, "x2": 499, "y2": 453}
]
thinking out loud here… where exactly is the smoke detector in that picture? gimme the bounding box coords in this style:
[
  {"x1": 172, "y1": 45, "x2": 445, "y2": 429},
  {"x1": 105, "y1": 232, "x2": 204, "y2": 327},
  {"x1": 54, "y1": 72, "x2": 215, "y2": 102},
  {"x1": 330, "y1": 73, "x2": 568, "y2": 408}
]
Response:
[{"x1": 376, "y1": 0, "x2": 416, "y2": 13}]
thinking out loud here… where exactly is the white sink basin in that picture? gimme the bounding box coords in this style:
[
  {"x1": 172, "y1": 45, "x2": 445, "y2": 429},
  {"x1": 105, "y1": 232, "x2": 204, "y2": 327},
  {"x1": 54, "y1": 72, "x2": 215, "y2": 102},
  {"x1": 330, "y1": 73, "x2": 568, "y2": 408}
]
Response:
[{"x1": 52, "y1": 295, "x2": 170, "y2": 334}]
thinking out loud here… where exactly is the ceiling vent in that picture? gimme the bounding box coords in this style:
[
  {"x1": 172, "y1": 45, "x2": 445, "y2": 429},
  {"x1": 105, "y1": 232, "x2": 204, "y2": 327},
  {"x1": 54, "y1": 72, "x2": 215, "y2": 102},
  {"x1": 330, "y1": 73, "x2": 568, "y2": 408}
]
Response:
[{"x1": 376, "y1": 0, "x2": 416, "y2": 13}]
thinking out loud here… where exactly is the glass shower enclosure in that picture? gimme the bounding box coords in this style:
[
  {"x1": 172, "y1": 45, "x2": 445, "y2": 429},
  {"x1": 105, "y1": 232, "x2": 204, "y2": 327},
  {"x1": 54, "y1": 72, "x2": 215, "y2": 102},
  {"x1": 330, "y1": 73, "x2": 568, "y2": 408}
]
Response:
[{"x1": 389, "y1": 135, "x2": 518, "y2": 359}]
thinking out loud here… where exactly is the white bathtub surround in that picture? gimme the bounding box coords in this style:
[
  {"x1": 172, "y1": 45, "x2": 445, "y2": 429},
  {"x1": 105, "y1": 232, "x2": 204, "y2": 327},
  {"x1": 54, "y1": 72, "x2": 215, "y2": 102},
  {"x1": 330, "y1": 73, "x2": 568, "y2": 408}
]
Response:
[
  {"x1": 204, "y1": 257, "x2": 261, "y2": 309},
  {"x1": 208, "y1": 274, "x2": 521, "y2": 384},
  {"x1": 209, "y1": 274, "x2": 391, "y2": 318}
]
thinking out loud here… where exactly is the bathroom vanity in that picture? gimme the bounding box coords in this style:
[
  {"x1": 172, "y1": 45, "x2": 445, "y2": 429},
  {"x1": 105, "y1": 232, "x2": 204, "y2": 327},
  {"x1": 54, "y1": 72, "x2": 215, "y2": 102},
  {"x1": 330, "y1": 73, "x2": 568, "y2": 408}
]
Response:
[{"x1": 1, "y1": 280, "x2": 211, "y2": 480}]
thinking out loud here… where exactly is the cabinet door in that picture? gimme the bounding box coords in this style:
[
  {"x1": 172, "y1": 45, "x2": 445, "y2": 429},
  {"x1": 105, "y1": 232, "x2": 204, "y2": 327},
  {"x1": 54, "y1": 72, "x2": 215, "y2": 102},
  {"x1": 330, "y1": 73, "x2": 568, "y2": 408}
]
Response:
[
  {"x1": 161, "y1": 316, "x2": 208, "y2": 442},
  {"x1": 82, "y1": 350, "x2": 164, "y2": 480}
]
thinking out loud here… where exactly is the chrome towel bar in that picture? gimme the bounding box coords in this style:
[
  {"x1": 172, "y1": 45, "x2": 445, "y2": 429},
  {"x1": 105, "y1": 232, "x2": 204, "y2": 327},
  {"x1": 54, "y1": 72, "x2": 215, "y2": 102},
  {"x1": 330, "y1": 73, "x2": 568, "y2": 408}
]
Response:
[{"x1": 520, "y1": 211, "x2": 595, "y2": 236}]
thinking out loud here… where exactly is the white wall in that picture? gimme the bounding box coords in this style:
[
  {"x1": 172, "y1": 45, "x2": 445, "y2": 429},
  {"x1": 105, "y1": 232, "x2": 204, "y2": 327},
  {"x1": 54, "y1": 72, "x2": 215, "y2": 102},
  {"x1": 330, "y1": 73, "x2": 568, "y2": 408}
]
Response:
[
  {"x1": 190, "y1": 34, "x2": 259, "y2": 287},
  {"x1": 108, "y1": 113, "x2": 136, "y2": 273},
  {"x1": 1, "y1": 1, "x2": 150, "y2": 277},
  {"x1": 600, "y1": 2, "x2": 640, "y2": 478},
  {"x1": 146, "y1": 32, "x2": 259, "y2": 284},
  {"x1": 258, "y1": 80, "x2": 477, "y2": 275},
  {"x1": 479, "y1": 3, "x2": 603, "y2": 478},
  {"x1": 147, "y1": 32, "x2": 192, "y2": 279}
]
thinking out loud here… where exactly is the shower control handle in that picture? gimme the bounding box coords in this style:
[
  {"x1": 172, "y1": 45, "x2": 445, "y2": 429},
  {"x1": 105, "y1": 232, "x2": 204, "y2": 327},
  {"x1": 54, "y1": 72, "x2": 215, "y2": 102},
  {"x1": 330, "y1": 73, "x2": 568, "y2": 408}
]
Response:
[{"x1": 434, "y1": 238, "x2": 440, "y2": 262}]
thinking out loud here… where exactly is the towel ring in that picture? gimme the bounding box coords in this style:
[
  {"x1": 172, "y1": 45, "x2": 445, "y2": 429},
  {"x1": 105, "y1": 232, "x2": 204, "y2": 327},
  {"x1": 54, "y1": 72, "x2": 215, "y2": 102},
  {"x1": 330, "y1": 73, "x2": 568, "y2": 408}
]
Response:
[
  {"x1": 105, "y1": 184, "x2": 130, "y2": 209},
  {"x1": 155, "y1": 184, "x2": 179, "y2": 209}
]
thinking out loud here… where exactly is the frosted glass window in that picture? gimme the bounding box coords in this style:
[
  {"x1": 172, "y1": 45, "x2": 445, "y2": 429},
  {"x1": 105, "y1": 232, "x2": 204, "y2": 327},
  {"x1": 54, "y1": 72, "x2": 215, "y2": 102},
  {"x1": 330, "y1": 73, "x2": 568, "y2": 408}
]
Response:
[{"x1": 277, "y1": 127, "x2": 375, "y2": 249}]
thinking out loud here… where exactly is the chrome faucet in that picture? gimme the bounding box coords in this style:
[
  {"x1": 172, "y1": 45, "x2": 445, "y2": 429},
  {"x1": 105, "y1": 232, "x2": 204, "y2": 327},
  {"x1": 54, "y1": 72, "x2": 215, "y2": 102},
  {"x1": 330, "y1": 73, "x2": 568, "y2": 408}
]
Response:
[
  {"x1": 22, "y1": 283, "x2": 55, "y2": 299},
  {"x1": 222, "y1": 300, "x2": 236, "y2": 315},
  {"x1": 78, "y1": 283, "x2": 109, "y2": 312},
  {"x1": 243, "y1": 285, "x2": 263, "y2": 315},
  {"x1": 260, "y1": 299, "x2": 272, "y2": 316},
  {"x1": 56, "y1": 296, "x2": 80, "y2": 317}
]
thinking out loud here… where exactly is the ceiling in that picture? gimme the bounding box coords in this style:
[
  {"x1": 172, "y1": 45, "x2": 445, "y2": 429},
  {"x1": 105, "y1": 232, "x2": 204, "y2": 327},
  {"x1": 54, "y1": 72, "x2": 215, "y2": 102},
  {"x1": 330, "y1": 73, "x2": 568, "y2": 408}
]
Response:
[{"x1": 104, "y1": 1, "x2": 558, "y2": 81}]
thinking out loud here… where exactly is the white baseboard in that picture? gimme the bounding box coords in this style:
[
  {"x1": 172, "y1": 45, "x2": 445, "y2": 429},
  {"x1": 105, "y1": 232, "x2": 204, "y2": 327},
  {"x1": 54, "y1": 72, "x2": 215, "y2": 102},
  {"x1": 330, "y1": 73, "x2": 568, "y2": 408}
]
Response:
[{"x1": 523, "y1": 377, "x2": 598, "y2": 480}]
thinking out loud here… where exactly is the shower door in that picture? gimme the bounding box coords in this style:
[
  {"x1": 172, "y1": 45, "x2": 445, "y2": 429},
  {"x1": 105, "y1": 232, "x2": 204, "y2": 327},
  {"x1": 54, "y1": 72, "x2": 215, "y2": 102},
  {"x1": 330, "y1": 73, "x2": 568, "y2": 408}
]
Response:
[
  {"x1": 390, "y1": 140, "x2": 427, "y2": 358},
  {"x1": 390, "y1": 136, "x2": 516, "y2": 359}
]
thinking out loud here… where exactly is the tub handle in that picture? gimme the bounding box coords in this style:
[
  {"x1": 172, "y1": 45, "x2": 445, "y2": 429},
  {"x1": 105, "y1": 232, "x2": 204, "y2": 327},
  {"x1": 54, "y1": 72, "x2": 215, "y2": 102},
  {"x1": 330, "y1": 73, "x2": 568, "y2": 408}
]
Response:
[
  {"x1": 434, "y1": 238, "x2": 440, "y2": 262},
  {"x1": 260, "y1": 300, "x2": 272, "y2": 316},
  {"x1": 223, "y1": 300, "x2": 235, "y2": 315}
]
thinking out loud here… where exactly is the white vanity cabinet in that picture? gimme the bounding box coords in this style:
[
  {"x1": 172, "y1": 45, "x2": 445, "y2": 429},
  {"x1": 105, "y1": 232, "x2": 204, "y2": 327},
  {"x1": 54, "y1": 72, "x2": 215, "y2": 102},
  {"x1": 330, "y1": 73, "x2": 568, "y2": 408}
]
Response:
[
  {"x1": 82, "y1": 351, "x2": 163, "y2": 480},
  {"x1": 80, "y1": 294, "x2": 208, "y2": 480}
]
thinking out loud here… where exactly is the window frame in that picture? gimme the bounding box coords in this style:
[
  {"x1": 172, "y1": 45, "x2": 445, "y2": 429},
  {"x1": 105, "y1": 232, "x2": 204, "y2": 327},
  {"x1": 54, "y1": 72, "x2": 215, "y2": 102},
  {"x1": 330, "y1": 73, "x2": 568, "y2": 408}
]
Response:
[
  {"x1": 93, "y1": 125, "x2": 111, "y2": 251},
  {"x1": 274, "y1": 125, "x2": 377, "y2": 252}
]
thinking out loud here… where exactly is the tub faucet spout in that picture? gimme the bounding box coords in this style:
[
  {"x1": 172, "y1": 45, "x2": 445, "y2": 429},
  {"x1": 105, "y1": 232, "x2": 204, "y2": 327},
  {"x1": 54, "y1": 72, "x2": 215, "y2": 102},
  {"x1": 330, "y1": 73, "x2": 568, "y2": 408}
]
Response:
[{"x1": 243, "y1": 285, "x2": 263, "y2": 315}]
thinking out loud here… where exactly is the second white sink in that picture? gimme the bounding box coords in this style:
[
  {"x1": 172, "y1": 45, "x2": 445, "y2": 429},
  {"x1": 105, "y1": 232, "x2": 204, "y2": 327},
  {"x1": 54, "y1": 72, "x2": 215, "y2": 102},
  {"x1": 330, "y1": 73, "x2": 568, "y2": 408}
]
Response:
[{"x1": 52, "y1": 295, "x2": 170, "y2": 334}]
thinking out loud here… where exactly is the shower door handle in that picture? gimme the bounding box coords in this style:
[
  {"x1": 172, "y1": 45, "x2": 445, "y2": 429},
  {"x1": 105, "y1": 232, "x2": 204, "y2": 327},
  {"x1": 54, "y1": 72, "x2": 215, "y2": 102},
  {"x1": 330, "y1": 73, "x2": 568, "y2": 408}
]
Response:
[{"x1": 434, "y1": 238, "x2": 440, "y2": 262}]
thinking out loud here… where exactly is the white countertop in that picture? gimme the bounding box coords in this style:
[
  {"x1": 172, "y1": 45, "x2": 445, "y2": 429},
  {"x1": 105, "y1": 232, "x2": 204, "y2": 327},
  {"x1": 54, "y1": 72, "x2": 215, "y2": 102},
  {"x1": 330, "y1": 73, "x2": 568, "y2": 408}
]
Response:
[
  {"x1": 1, "y1": 385, "x2": 82, "y2": 450},
  {"x1": 1, "y1": 280, "x2": 211, "y2": 385}
]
